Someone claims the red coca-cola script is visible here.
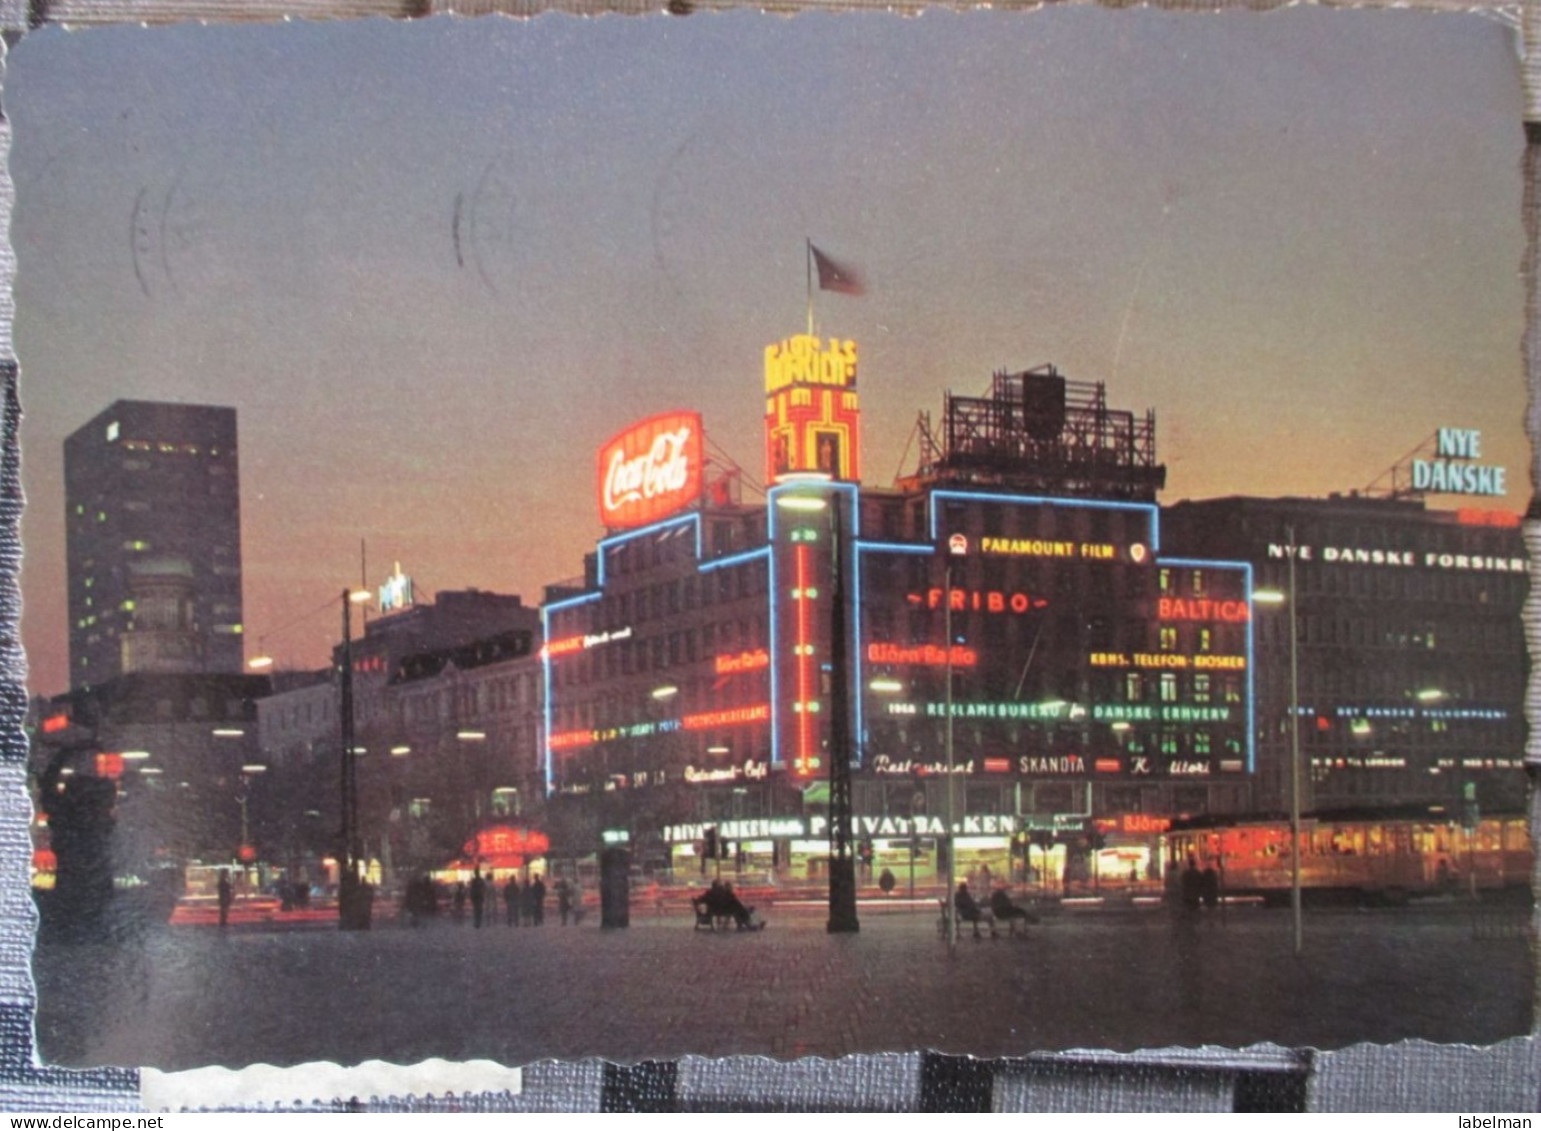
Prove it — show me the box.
[596,411,704,529]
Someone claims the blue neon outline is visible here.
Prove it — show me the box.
[596,513,703,586]
[1156,556,1256,775]
[540,602,555,795]
[927,489,1161,553]
[540,590,602,793]
[852,539,938,762]
[698,546,770,573]
[765,481,860,771]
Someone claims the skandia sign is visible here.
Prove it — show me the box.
[596,411,703,529]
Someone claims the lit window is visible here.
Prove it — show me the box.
[1159,673,1178,702]
[1159,626,1178,651]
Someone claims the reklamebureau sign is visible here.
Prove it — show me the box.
[596,410,703,529]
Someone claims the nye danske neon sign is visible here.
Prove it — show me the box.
[1411,428,1507,498]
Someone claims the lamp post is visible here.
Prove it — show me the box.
[237,762,266,860]
[1255,522,1302,956]
[943,562,957,954]
[339,587,373,931]
[825,499,859,934]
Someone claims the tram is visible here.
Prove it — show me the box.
[1163,808,1532,904]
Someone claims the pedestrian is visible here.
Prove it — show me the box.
[878,867,896,896]
[529,874,547,926]
[217,868,233,930]
[453,881,467,924]
[557,879,572,926]
[1200,863,1220,912]
[1180,855,1202,913]
[505,875,521,926]
[470,869,487,929]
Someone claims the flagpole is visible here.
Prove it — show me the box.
[806,238,814,337]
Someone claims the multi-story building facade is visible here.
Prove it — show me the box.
[1162,492,1529,818]
[543,343,1259,886]
[64,401,243,690]
[253,582,543,879]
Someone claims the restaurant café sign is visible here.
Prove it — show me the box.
[596,410,703,529]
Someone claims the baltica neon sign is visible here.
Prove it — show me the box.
[597,411,703,530]
[1157,598,1249,623]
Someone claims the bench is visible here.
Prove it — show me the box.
[692,898,765,932]
[937,898,997,940]
[692,898,735,932]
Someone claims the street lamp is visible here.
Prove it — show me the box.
[773,484,858,934]
[237,763,267,863]
[338,586,373,931]
[1254,523,1302,956]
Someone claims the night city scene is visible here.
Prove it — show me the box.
[7,7,1534,1071]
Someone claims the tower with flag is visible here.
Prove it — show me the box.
[765,242,865,485]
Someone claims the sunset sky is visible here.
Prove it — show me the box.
[6,7,1527,695]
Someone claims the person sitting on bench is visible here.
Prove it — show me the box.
[720,882,761,931]
[989,887,1034,933]
[953,881,988,939]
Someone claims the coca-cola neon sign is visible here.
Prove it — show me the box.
[597,411,704,529]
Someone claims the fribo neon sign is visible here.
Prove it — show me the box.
[597,411,703,530]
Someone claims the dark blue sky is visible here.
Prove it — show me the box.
[7,8,1526,691]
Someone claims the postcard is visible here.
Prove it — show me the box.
[6,4,1534,1089]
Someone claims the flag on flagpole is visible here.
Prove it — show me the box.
[810,244,865,296]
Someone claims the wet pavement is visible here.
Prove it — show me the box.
[31,900,1533,1071]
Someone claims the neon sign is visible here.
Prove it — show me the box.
[765,335,861,482]
[378,562,413,614]
[1412,428,1507,497]
[976,537,1120,561]
[684,760,769,784]
[883,699,1235,724]
[867,642,978,667]
[597,411,703,530]
[1090,652,1246,670]
[907,589,1048,614]
[714,649,769,675]
[542,625,634,660]
[1266,543,1527,573]
[1157,598,1249,623]
[764,335,857,393]
[682,704,771,730]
